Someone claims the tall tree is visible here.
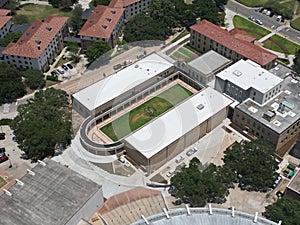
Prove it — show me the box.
[85,40,111,63]
[294,50,300,73]
[68,5,84,34]
[264,197,300,225]
[0,63,25,102]
[22,70,45,90]
[11,88,72,160]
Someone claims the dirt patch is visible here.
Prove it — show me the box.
[150,174,167,184]
[0,176,7,188]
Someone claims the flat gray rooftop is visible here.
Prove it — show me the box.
[188,50,231,75]
[236,64,300,134]
[0,159,101,225]
[288,170,300,194]
[216,59,283,93]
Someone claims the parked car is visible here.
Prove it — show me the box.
[124,161,131,168]
[248,16,255,22]
[266,10,271,16]
[57,67,64,74]
[51,71,58,77]
[175,155,184,163]
[113,64,122,70]
[0,154,8,164]
[276,15,283,22]
[255,7,263,12]
[166,170,175,177]
[62,64,69,71]
[186,147,198,156]
[255,19,263,25]
[262,9,268,14]
[67,63,73,70]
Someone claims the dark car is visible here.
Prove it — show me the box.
[0,133,5,140]
[62,64,69,71]
[66,63,73,70]
[0,154,8,163]
[51,71,58,77]
[0,148,5,154]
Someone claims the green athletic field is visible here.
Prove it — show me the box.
[100,84,193,141]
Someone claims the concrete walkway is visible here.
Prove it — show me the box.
[20,0,51,6]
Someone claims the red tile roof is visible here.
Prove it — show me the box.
[0,15,11,30]
[229,28,256,43]
[190,20,277,66]
[2,15,68,59]
[0,9,11,16]
[78,5,124,39]
[109,0,140,8]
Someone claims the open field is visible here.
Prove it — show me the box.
[233,16,271,40]
[291,17,300,31]
[100,84,193,141]
[170,45,199,62]
[15,4,72,23]
[236,0,268,7]
[263,34,300,54]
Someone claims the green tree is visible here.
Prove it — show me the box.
[0,63,25,102]
[294,50,300,73]
[11,88,72,160]
[92,0,110,7]
[0,32,22,47]
[49,0,78,9]
[264,197,300,225]
[22,70,45,90]
[85,40,111,63]
[5,0,19,14]
[68,5,84,34]
[124,14,169,42]
[12,15,29,24]
[223,140,278,191]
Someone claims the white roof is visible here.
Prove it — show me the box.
[216,59,283,93]
[124,87,232,159]
[72,53,173,111]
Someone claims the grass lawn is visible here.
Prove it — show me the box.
[263,34,300,54]
[235,0,267,7]
[0,176,7,188]
[101,84,193,141]
[170,46,198,62]
[15,4,72,24]
[281,0,296,11]
[45,80,60,88]
[291,17,300,31]
[171,30,189,43]
[233,15,271,40]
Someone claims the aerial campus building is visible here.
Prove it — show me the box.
[73,53,232,174]
[0,159,103,225]
[216,60,300,157]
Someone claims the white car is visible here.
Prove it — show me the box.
[124,161,131,168]
[166,170,175,177]
[175,156,184,163]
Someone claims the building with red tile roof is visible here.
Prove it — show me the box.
[1,15,68,72]
[190,20,277,69]
[0,9,12,39]
[79,5,124,49]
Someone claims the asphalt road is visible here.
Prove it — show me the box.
[227,0,300,45]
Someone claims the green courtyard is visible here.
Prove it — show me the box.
[100,84,193,141]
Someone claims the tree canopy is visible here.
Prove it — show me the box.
[22,70,45,90]
[68,5,84,34]
[223,140,278,191]
[0,32,22,47]
[0,63,25,102]
[85,40,111,63]
[48,0,78,9]
[264,0,293,19]
[170,158,229,206]
[11,88,72,160]
[264,197,300,225]
[91,0,110,7]
[293,50,300,74]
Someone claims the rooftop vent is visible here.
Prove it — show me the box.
[37,160,46,166]
[288,111,296,117]
[15,179,24,186]
[96,10,100,14]
[134,64,139,68]
[106,18,112,22]
[21,38,26,43]
[263,110,276,122]
[90,19,94,23]
[3,189,12,196]
[46,26,52,31]
[197,104,204,110]
[26,32,31,35]
[111,10,116,14]
[26,169,35,176]
[277,102,285,113]
[273,120,281,127]
[32,25,36,29]
[102,25,107,29]
[35,39,41,44]
[233,70,242,77]
[248,106,258,114]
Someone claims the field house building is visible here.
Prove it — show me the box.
[189,20,277,69]
[73,53,232,173]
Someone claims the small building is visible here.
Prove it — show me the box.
[78,5,124,49]
[0,159,103,225]
[0,9,12,39]
[189,20,277,69]
[185,50,231,85]
[72,53,175,118]
[1,15,69,72]
[285,169,300,201]
[215,59,283,105]
[109,0,152,20]
[124,87,232,174]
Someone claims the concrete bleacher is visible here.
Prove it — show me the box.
[96,187,166,225]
